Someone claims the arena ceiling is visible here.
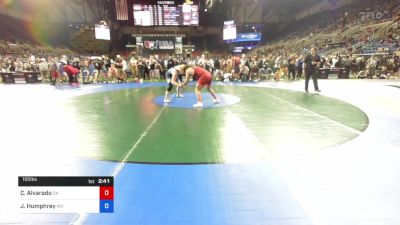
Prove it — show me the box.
[0,0,110,24]
[0,0,342,25]
[201,0,339,25]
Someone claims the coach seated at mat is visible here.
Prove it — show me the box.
[221,73,232,82]
[357,70,368,79]
[379,66,391,79]
[0,62,7,72]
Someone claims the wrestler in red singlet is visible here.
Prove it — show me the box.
[181,66,219,108]
[193,66,212,87]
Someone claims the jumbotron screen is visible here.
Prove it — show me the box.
[94,24,111,40]
[223,21,236,40]
[133,4,199,26]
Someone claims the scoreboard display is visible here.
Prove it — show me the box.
[133,1,199,26]
[18,176,114,213]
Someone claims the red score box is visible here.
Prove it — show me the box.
[100,186,114,200]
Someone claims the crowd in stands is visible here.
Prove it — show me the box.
[1,0,400,85]
[1,44,399,86]
[249,0,400,80]
[0,47,220,85]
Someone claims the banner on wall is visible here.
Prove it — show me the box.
[144,40,174,50]
[0,72,41,84]
[140,37,176,55]
[175,37,182,55]
[359,10,390,21]
[136,37,143,46]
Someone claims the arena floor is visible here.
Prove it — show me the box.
[0,79,399,225]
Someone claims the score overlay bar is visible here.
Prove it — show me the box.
[17,176,114,213]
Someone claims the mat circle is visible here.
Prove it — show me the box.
[153,92,241,108]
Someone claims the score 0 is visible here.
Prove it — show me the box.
[97,177,114,213]
[99,185,114,213]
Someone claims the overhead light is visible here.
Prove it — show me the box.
[252,26,255,29]
[204,8,208,12]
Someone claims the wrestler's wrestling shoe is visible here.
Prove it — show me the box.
[193,102,203,108]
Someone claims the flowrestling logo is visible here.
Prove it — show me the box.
[144,41,156,50]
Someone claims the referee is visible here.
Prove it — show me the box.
[304,47,321,93]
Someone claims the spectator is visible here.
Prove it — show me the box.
[296,55,304,78]
[38,58,49,82]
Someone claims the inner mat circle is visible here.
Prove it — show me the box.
[153,93,241,108]
[67,85,369,164]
